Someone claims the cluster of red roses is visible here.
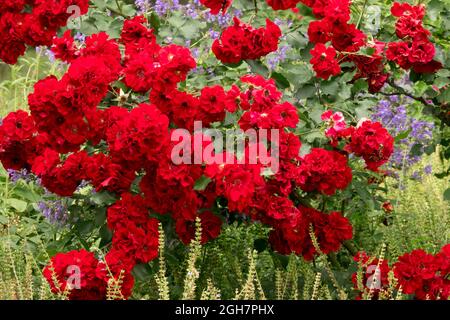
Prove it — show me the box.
[43,249,134,300]
[320,111,394,172]
[204,1,440,93]
[345,120,394,172]
[353,245,450,300]
[386,2,442,74]
[0,0,89,64]
[306,0,440,92]
[352,251,391,300]
[0,15,396,298]
[212,18,282,64]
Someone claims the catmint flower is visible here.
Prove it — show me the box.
[135,0,150,13]
[209,29,220,40]
[74,32,86,43]
[154,0,170,16]
[36,46,55,63]
[171,0,181,11]
[38,200,69,226]
[267,45,291,70]
[371,96,434,178]
[411,171,422,181]
[191,47,200,59]
[7,169,32,183]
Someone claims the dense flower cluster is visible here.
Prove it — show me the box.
[352,251,391,299]
[319,112,394,172]
[107,194,159,265]
[269,207,353,261]
[212,18,282,64]
[352,245,450,300]
[0,0,89,64]
[346,120,394,172]
[302,1,440,92]
[196,0,440,90]
[43,249,134,300]
[295,148,352,196]
[386,3,442,74]
[0,13,398,299]
[394,245,450,300]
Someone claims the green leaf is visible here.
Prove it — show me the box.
[120,4,137,17]
[321,80,339,96]
[295,84,316,99]
[223,61,243,68]
[167,15,185,29]
[149,12,161,31]
[90,191,117,206]
[6,199,28,212]
[437,88,450,104]
[99,224,113,245]
[0,215,8,225]
[409,143,424,157]
[444,188,450,201]
[194,176,212,191]
[245,59,269,78]
[285,64,312,86]
[271,72,290,89]
[76,220,95,236]
[395,129,411,142]
[91,0,107,10]
[132,263,153,281]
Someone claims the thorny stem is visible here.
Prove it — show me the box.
[385,79,435,107]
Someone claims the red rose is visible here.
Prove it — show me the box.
[212,18,281,64]
[266,0,301,10]
[310,44,341,80]
[308,19,331,44]
[200,0,233,14]
[346,120,394,171]
[175,211,223,245]
[43,250,107,300]
[295,148,353,196]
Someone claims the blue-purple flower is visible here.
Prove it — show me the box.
[371,95,434,179]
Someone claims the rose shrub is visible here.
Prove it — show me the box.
[0,0,449,300]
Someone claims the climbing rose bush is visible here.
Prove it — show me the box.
[0,0,448,300]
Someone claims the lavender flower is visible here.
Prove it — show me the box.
[7,168,40,185]
[7,169,32,183]
[36,46,55,63]
[135,0,151,14]
[74,32,86,43]
[371,96,434,179]
[411,171,422,181]
[209,29,220,40]
[154,0,172,16]
[37,200,69,226]
[267,45,291,71]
